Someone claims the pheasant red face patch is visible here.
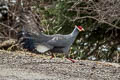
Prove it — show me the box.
[75,25,84,31]
[77,26,83,30]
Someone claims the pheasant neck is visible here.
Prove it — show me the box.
[70,27,79,37]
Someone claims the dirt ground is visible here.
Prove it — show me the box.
[0,50,120,80]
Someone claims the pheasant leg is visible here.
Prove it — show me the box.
[50,53,55,59]
[65,54,75,63]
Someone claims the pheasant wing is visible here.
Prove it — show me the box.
[47,34,71,47]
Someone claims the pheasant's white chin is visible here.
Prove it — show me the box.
[81,28,85,31]
[78,28,84,31]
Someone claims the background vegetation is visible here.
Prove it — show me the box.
[0,0,120,62]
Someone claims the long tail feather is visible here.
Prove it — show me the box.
[17,27,35,51]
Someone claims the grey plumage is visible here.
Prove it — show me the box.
[18,11,84,62]
[18,26,84,55]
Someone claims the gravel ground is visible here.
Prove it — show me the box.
[0,50,120,80]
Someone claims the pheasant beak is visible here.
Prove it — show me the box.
[81,28,85,31]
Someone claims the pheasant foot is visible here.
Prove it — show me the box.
[67,58,75,63]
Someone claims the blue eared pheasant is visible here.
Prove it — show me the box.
[18,25,84,63]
